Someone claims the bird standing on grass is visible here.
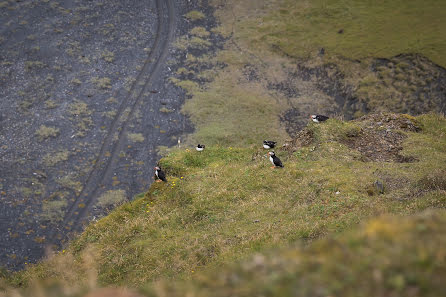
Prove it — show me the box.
[154,166,167,182]
[263,140,277,149]
[310,114,329,123]
[268,152,283,168]
[196,144,205,151]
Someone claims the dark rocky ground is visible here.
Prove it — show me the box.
[279,55,446,137]
[0,0,218,270]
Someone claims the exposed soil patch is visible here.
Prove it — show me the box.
[242,64,260,82]
[279,54,446,137]
[283,128,315,153]
[277,62,365,138]
[283,113,421,163]
[343,113,421,162]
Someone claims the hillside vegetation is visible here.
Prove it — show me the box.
[149,209,446,297]
[5,113,446,293]
[247,0,446,66]
[172,0,446,149]
[2,0,446,296]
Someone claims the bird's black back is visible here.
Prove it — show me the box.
[272,155,283,167]
[157,169,167,182]
[264,140,277,148]
[316,115,329,122]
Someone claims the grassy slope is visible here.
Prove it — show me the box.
[3,0,446,295]
[10,114,446,289]
[150,210,446,297]
[249,0,446,66]
[178,68,289,146]
[175,0,446,148]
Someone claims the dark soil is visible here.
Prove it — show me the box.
[343,113,421,162]
[279,54,446,138]
[285,113,421,162]
[0,0,220,270]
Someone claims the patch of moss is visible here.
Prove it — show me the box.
[35,125,59,141]
[127,133,145,143]
[96,189,127,209]
[190,26,210,37]
[42,150,70,167]
[101,50,115,62]
[40,199,67,223]
[92,77,112,89]
[185,10,205,21]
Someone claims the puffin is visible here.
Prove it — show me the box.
[263,140,277,149]
[196,144,205,152]
[310,114,329,123]
[268,152,283,168]
[154,166,167,182]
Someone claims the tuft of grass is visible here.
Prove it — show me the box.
[56,175,82,194]
[40,199,67,223]
[189,36,212,49]
[185,10,205,21]
[91,77,112,89]
[71,78,82,86]
[101,50,115,62]
[96,190,127,210]
[35,125,59,141]
[68,100,93,137]
[127,133,145,143]
[190,26,210,38]
[44,100,58,109]
[24,61,46,71]
[68,101,91,116]
[159,107,173,113]
[42,150,70,167]
[417,169,446,191]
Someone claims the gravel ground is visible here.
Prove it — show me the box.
[0,0,218,270]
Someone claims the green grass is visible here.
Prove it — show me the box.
[249,0,446,67]
[9,114,446,289]
[180,70,289,146]
[149,209,446,297]
[35,125,59,141]
[172,0,446,149]
[185,10,205,21]
[3,0,446,294]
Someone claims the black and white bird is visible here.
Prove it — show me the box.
[310,114,329,123]
[263,140,277,149]
[196,144,205,152]
[268,152,283,168]
[154,166,167,182]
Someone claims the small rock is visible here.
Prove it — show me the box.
[374,180,385,194]
[335,191,340,195]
